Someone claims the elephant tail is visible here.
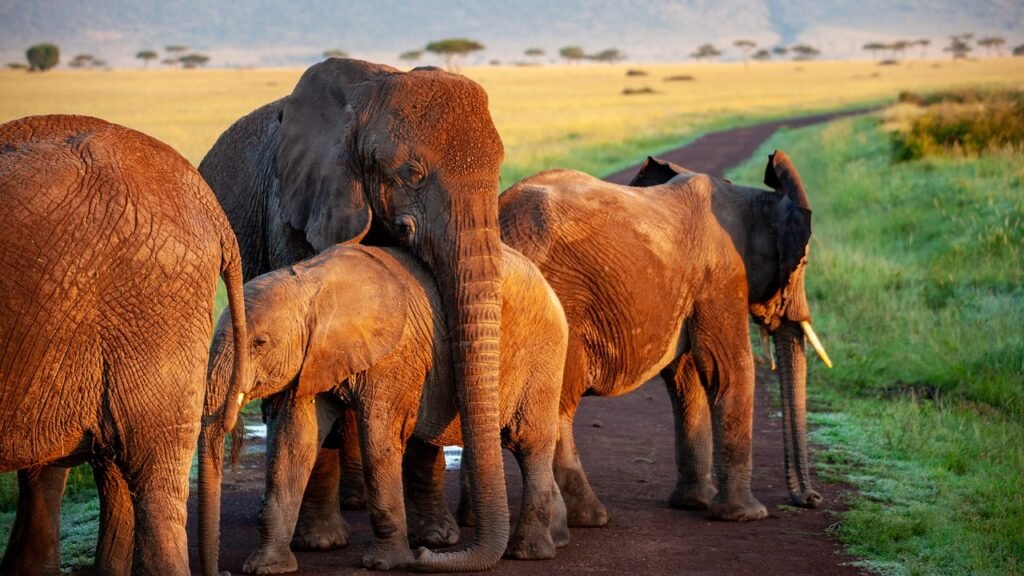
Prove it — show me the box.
[218,231,250,435]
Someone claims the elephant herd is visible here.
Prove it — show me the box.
[0,58,831,575]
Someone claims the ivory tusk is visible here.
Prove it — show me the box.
[236,392,246,406]
[759,325,776,371]
[800,321,833,369]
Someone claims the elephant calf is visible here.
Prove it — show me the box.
[203,244,569,572]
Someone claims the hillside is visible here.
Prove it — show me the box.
[0,1,1021,68]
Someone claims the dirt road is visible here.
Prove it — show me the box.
[183,109,873,575]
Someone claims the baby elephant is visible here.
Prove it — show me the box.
[203,243,569,572]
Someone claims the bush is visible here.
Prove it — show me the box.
[891,89,1024,161]
[26,43,60,71]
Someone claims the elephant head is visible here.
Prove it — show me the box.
[206,59,509,571]
[630,152,831,508]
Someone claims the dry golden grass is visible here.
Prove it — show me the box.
[1,58,1022,177]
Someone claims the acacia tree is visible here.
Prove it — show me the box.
[862,42,885,60]
[559,45,585,64]
[944,35,972,60]
[524,47,544,64]
[772,45,789,58]
[399,50,423,66]
[589,48,624,63]
[1014,43,1024,56]
[323,49,348,59]
[136,50,158,67]
[733,39,756,70]
[165,45,188,68]
[690,43,722,63]
[179,53,210,68]
[25,43,59,71]
[791,44,821,61]
[425,38,484,72]
[753,48,771,61]
[977,36,1006,57]
[914,38,931,59]
[68,53,95,69]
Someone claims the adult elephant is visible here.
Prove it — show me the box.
[0,115,248,576]
[497,151,831,525]
[629,155,832,511]
[198,58,509,571]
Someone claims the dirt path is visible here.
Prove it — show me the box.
[180,110,874,575]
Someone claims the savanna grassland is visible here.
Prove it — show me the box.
[1,57,1023,571]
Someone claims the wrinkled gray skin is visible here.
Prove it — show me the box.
[498,151,820,526]
[198,58,509,571]
[629,154,824,511]
[0,115,248,576]
[203,244,569,572]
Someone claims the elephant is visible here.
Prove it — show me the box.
[0,115,248,576]
[198,58,510,570]
[628,154,832,510]
[200,243,569,572]
[496,150,830,526]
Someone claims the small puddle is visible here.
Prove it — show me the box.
[245,423,267,440]
[443,446,462,470]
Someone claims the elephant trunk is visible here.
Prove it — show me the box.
[415,198,509,571]
[198,421,225,576]
[773,320,822,508]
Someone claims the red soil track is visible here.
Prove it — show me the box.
[172,110,874,575]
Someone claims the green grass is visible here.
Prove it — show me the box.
[727,114,1024,576]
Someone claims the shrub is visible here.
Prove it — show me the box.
[890,89,1024,161]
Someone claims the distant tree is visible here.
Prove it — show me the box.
[862,42,885,60]
[1014,43,1024,56]
[323,49,347,59]
[733,39,756,70]
[524,47,545,63]
[7,62,28,70]
[752,48,771,61]
[890,40,910,62]
[25,43,59,71]
[944,36,972,60]
[160,58,177,68]
[399,50,423,66]
[425,38,484,72]
[92,60,108,69]
[772,46,789,57]
[790,44,821,61]
[136,50,158,67]
[179,53,210,68]
[689,43,722,62]
[68,53,94,69]
[559,45,585,64]
[977,36,1006,57]
[914,38,930,59]
[165,45,188,68]
[589,48,624,63]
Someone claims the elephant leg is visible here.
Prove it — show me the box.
[506,441,563,560]
[553,411,609,527]
[663,355,717,510]
[355,401,414,571]
[244,396,338,575]
[337,408,367,510]
[691,302,767,522]
[403,437,458,548]
[93,460,134,575]
[292,447,350,550]
[0,465,68,576]
[454,457,475,526]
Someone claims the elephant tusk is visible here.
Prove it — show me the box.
[759,325,776,371]
[237,392,246,406]
[800,321,833,369]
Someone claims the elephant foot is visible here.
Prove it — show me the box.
[242,545,298,574]
[292,509,350,550]
[562,491,609,527]
[550,490,570,548]
[407,508,460,548]
[339,474,367,510]
[362,540,415,571]
[505,528,556,560]
[668,481,717,510]
[708,491,768,522]
[789,488,824,509]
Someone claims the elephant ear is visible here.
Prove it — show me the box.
[276,59,397,252]
[628,156,693,187]
[295,246,409,397]
[765,150,813,322]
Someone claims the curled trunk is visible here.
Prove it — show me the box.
[773,320,822,508]
[415,209,509,571]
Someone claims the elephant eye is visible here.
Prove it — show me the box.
[402,162,426,188]
[394,214,417,243]
[252,334,270,351]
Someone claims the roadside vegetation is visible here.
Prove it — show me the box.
[726,95,1023,575]
[0,62,1022,570]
